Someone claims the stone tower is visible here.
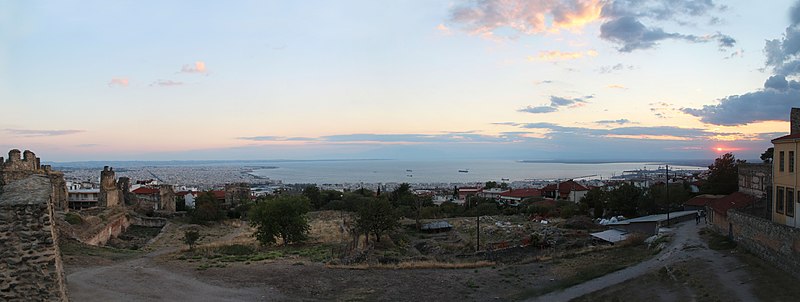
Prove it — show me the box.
[158,184,176,212]
[791,107,800,135]
[0,149,68,210]
[98,166,122,208]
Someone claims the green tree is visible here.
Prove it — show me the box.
[580,187,607,217]
[703,153,744,195]
[249,195,311,246]
[184,230,200,250]
[355,198,399,243]
[645,183,691,215]
[302,185,323,209]
[761,147,774,163]
[192,192,224,222]
[484,181,497,189]
[606,183,643,217]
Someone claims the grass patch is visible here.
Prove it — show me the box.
[513,245,654,299]
[734,250,800,301]
[327,260,495,270]
[59,239,140,262]
[705,231,736,250]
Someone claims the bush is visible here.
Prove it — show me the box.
[217,244,255,255]
[65,212,82,225]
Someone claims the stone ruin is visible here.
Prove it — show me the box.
[224,182,251,207]
[0,149,68,210]
[158,184,176,212]
[98,166,123,208]
[0,175,69,301]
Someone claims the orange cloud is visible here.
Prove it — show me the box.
[529,50,598,61]
[108,78,129,87]
[436,23,452,35]
[181,61,207,73]
[450,0,603,36]
[607,84,627,89]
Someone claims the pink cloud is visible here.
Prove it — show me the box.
[108,78,129,87]
[181,61,207,73]
[450,0,603,37]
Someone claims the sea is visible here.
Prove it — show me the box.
[247,159,707,184]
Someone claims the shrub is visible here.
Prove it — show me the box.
[217,244,255,255]
[65,212,82,225]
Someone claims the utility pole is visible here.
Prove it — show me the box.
[666,164,670,226]
[475,195,480,252]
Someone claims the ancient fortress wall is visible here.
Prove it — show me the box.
[0,175,69,301]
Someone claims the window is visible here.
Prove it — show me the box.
[791,151,796,173]
[780,151,786,172]
[788,188,795,217]
[777,187,785,214]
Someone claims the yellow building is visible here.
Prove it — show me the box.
[772,107,800,227]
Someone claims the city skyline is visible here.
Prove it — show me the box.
[2,0,798,161]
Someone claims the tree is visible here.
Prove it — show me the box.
[761,147,774,163]
[580,187,607,217]
[484,181,497,189]
[192,192,224,222]
[184,230,200,250]
[355,198,399,243]
[606,183,643,217]
[249,195,311,246]
[302,185,323,209]
[703,153,744,195]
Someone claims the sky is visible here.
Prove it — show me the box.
[1,0,799,162]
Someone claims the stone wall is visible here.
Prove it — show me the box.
[224,183,250,206]
[81,212,131,246]
[0,149,68,210]
[0,175,69,301]
[791,107,799,135]
[727,210,800,280]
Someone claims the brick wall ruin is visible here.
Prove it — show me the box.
[0,149,68,210]
[0,175,69,301]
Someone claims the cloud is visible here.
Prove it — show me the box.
[108,78,129,87]
[597,63,634,73]
[150,79,184,87]
[681,75,800,126]
[534,80,554,85]
[529,50,598,61]
[519,95,591,114]
[599,16,735,52]
[181,61,207,73]
[5,129,85,137]
[448,0,734,53]
[595,119,632,125]
[238,133,523,144]
[607,84,627,89]
[436,23,452,35]
[519,106,559,114]
[449,0,603,37]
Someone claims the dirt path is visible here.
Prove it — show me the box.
[67,223,279,302]
[528,221,756,301]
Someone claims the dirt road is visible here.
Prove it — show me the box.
[528,221,756,301]
[66,223,280,302]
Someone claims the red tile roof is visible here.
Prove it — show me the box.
[684,194,724,207]
[708,192,756,217]
[772,133,800,143]
[210,190,226,199]
[558,180,588,193]
[501,188,541,198]
[132,187,159,195]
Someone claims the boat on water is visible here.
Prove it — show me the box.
[458,169,469,173]
[406,169,413,172]
[501,178,510,181]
